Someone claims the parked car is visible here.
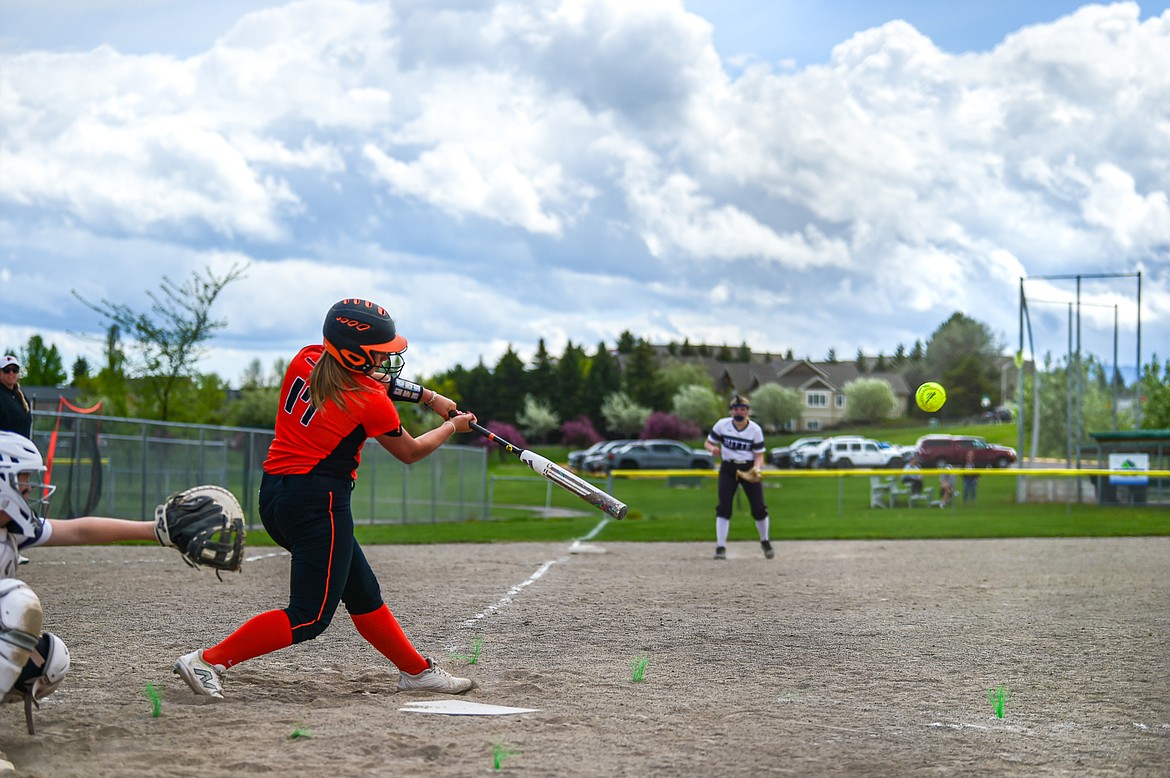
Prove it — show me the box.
[568,440,611,471]
[769,437,824,468]
[914,434,1017,468]
[813,436,908,469]
[605,439,715,470]
[579,439,636,472]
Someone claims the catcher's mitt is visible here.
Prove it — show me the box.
[154,485,245,577]
[736,465,763,483]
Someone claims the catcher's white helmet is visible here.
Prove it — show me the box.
[0,431,55,537]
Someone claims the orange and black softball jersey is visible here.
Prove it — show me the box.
[263,344,402,480]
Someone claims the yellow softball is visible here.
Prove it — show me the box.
[916,381,947,413]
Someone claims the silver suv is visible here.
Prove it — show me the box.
[814,436,908,469]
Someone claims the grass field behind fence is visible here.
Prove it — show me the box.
[236,462,1170,547]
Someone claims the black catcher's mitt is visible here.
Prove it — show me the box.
[154,485,245,576]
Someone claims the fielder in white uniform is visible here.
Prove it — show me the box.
[704,396,773,561]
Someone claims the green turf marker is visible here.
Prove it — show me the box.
[630,656,649,682]
[492,739,518,770]
[451,637,484,665]
[289,725,314,740]
[987,685,1009,718]
[144,683,162,718]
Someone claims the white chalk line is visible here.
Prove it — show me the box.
[447,517,610,650]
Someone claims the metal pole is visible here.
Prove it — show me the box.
[1067,303,1073,469]
[1136,271,1143,429]
[1112,304,1119,430]
[1017,278,1026,503]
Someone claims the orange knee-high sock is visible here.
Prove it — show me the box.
[203,610,293,669]
[351,605,427,674]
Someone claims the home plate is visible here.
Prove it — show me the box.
[398,699,540,716]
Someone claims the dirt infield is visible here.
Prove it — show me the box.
[5,536,1169,777]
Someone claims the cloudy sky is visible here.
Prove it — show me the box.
[2,0,1168,388]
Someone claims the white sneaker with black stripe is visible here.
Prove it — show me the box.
[174,649,226,699]
[397,658,475,694]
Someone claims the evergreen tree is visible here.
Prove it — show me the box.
[680,338,695,356]
[717,344,732,361]
[527,338,556,399]
[18,335,67,386]
[616,330,637,354]
[622,339,668,410]
[826,348,838,363]
[737,342,751,362]
[493,347,527,424]
[582,342,621,429]
[554,341,587,421]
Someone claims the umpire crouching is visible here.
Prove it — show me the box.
[704,395,773,561]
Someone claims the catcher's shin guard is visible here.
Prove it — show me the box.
[0,580,43,695]
[3,632,70,734]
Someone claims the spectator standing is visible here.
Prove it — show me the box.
[0,356,31,439]
[962,450,981,503]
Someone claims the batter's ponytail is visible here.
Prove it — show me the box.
[309,351,369,412]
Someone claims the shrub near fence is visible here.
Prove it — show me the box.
[32,411,488,528]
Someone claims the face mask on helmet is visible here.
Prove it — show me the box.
[0,433,54,537]
[366,352,406,384]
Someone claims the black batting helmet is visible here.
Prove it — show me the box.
[322,299,407,374]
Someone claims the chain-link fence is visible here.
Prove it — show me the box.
[31,411,488,528]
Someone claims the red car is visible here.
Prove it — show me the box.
[914,435,1017,468]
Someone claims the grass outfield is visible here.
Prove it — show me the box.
[234,422,1169,547]
[239,466,1170,546]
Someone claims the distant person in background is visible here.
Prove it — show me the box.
[938,466,957,508]
[962,450,981,503]
[901,454,924,495]
[0,356,32,440]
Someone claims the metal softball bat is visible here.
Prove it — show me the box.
[466,419,628,520]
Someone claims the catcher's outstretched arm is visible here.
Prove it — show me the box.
[43,517,156,545]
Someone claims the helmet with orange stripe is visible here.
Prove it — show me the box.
[322,299,408,382]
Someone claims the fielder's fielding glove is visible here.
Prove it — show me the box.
[736,465,763,484]
[154,485,246,577]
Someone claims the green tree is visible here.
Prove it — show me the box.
[1139,354,1170,428]
[672,384,722,429]
[843,378,898,424]
[622,339,667,410]
[658,361,713,401]
[826,348,837,363]
[527,339,556,400]
[492,348,527,424]
[72,262,247,421]
[717,344,732,361]
[749,384,802,432]
[616,330,637,354]
[517,394,560,443]
[855,348,867,372]
[16,335,68,386]
[582,342,620,428]
[737,342,751,362]
[924,312,1004,418]
[554,341,587,422]
[601,391,651,436]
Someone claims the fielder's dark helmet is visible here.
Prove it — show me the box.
[322,299,408,374]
